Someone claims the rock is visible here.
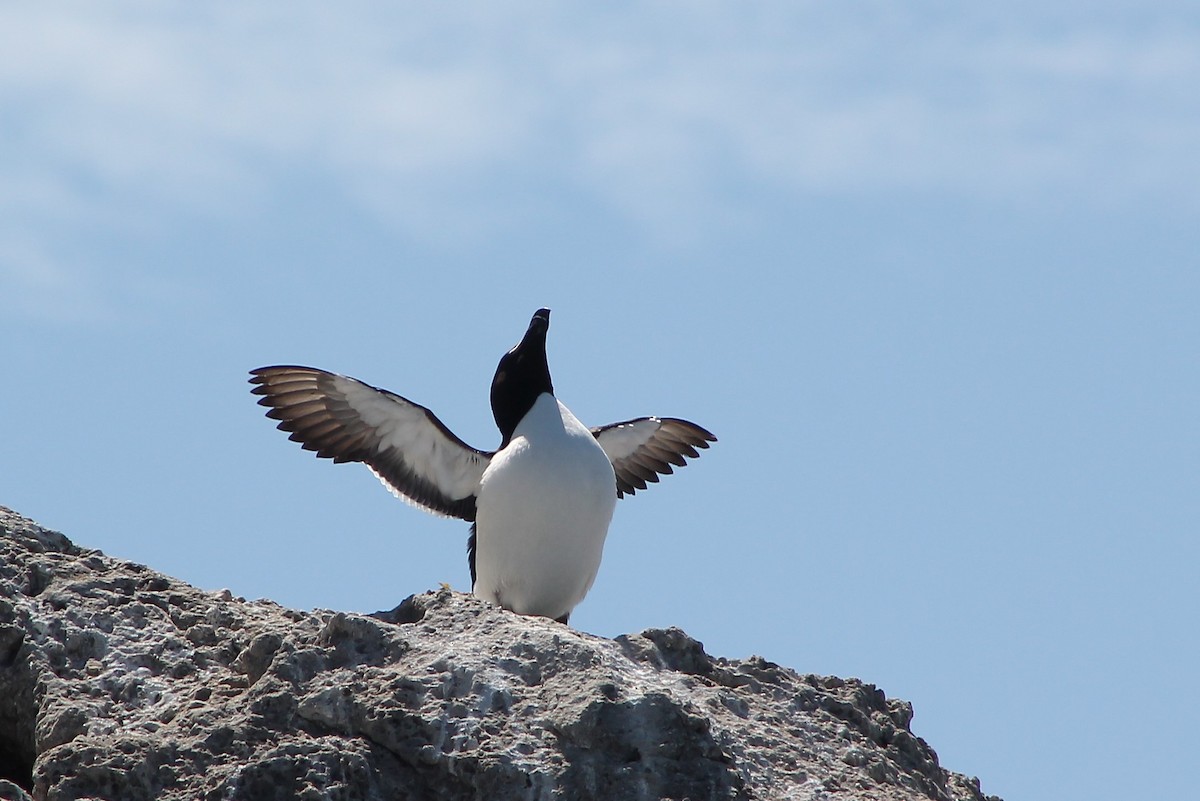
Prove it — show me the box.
[0,505,1001,801]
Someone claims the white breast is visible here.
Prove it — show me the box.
[473,393,617,620]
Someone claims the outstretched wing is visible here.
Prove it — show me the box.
[249,366,490,521]
[591,417,716,498]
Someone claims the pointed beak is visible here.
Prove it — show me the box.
[509,308,550,356]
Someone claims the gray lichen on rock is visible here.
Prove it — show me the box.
[0,505,1000,801]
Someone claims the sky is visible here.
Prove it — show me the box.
[2,3,1198,799]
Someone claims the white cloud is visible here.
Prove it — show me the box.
[1,3,1198,318]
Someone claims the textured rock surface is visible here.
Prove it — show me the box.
[0,506,1000,801]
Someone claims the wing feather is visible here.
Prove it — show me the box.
[250,366,490,521]
[591,417,716,498]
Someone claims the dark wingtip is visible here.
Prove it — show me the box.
[249,365,303,384]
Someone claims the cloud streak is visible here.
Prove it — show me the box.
[2,3,1198,317]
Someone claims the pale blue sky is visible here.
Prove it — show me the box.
[3,4,1198,800]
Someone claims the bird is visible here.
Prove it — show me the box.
[249,308,715,624]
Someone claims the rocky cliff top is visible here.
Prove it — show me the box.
[0,505,998,801]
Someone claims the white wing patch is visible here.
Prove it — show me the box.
[336,378,487,505]
[250,366,490,521]
[591,417,716,498]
